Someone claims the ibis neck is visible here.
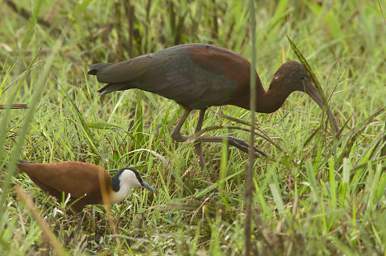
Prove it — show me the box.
[235,82,291,113]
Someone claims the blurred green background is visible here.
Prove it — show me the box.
[0,0,385,255]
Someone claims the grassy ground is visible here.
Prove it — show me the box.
[0,0,385,255]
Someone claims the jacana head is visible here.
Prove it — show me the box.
[271,61,339,134]
[111,167,155,203]
[115,167,155,191]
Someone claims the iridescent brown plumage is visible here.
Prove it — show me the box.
[89,44,338,164]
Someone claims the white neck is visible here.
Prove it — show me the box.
[109,169,141,204]
[110,185,131,204]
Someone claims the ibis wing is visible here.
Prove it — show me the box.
[187,44,251,86]
[133,45,241,108]
[91,44,247,109]
[94,55,154,84]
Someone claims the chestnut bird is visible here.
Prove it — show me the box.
[89,44,338,163]
[17,161,154,212]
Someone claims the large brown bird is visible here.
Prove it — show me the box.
[17,161,154,212]
[89,44,338,163]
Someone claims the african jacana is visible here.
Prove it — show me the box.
[88,44,339,165]
[17,161,154,212]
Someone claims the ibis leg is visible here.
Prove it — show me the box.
[171,109,191,142]
[194,135,267,158]
[194,109,206,168]
[171,108,265,159]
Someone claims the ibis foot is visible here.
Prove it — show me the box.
[194,109,206,169]
[194,135,267,158]
[171,109,192,142]
[171,108,266,161]
[171,108,207,168]
[194,143,206,169]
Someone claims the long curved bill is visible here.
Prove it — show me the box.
[304,82,339,136]
[142,181,156,192]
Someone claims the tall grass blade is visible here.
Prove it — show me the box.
[245,0,257,255]
[66,94,100,158]
[287,36,339,135]
[0,38,63,220]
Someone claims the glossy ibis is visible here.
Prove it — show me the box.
[89,44,338,164]
[17,161,154,212]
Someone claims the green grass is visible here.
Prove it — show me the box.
[0,0,385,255]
